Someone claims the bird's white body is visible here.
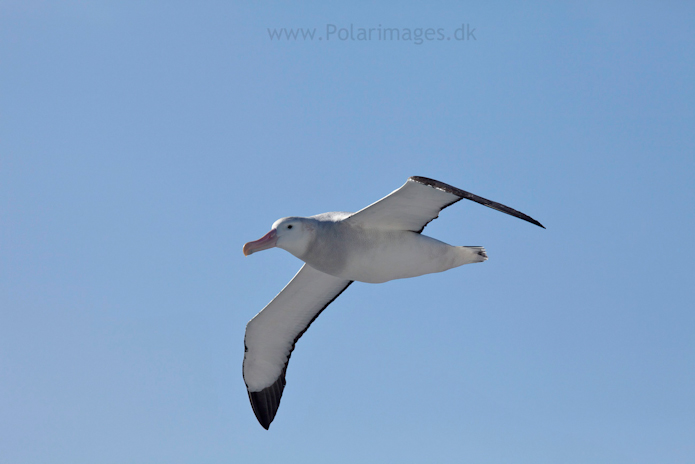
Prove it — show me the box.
[294,213,486,283]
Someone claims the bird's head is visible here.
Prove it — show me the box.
[243,217,316,258]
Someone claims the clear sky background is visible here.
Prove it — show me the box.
[1,2,694,463]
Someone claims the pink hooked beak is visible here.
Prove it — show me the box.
[243,229,278,256]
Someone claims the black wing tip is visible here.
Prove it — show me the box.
[409,176,546,229]
[512,212,545,229]
[248,374,286,430]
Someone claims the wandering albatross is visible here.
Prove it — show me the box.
[242,176,544,429]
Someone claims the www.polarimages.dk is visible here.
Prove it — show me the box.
[267,24,477,44]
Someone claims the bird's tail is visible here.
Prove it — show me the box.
[456,246,488,265]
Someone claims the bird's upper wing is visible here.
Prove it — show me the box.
[243,264,352,429]
[346,176,544,232]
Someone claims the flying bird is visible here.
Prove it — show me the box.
[242,176,544,429]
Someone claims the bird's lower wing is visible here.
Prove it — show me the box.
[346,176,544,232]
[243,264,352,429]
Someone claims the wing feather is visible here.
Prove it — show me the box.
[243,264,352,429]
[346,176,544,232]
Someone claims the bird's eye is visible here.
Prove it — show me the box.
[287,225,293,229]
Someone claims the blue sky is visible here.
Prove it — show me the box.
[1,2,693,463]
